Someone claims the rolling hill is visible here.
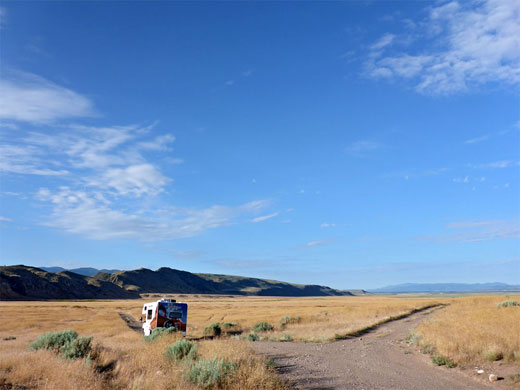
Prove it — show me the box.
[0,265,353,300]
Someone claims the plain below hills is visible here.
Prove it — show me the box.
[369,282,520,294]
[0,265,359,300]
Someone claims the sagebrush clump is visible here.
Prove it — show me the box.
[252,322,273,332]
[279,334,293,342]
[204,323,222,337]
[280,316,301,327]
[247,332,259,342]
[29,329,92,360]
[29,329,78,351]
[143,327,177,342]
[59,336,93,360]
[165,339,198,362]
[431,355,456,368]
[405,333,422,345]
[185,356,237,389]
[498,300,519,308]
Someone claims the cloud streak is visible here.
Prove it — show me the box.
[345,140,384,156]
[416,219,520,243]
[0,71,94,123]
[251,212,279,223]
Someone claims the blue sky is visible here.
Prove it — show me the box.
[0,1,518,289]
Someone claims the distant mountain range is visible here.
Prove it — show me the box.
[41,266,121,276]
[0,265,357,300]
[369,282,520,294]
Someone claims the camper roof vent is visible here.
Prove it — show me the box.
[160,298,176,303]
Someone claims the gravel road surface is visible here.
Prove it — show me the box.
[253,308,497,390]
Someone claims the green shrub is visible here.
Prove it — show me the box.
[279,334,293,342]
[405,333,422,345]
[431,355,456,368]
[252,321,273,332]
[204,323,222,337]
[221,322,242,335]
[247,332,259,342]
[29,330,92,361]
[143,327,177,342]
[165,339,197,362]
[498,300,519,308]
[59,337,93,360]
[484,350,504,361]
[29,330,78,351]
[420,343,435,354]
[221,322,238,329]
[185,357,237,389]
[280,316,301,327]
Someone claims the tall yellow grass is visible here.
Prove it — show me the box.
[416,295,520,365]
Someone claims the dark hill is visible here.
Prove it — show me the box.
[0,265,139,300]
[0,265,352,300]
[196,273,350,296]
[41,266,120,276]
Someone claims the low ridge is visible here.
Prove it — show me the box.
[0,265,353,300]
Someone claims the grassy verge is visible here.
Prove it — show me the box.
[415,296,520,366]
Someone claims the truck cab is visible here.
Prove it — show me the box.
[141,298,188,336]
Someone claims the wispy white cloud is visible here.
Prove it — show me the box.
[470,160,517,169]
[446,220,501,229]
[384,167,448,180]
[452,176,469,183]
[36,187,269,241]
[345,140,384,156]
[0,216,12,222]
[88,163,170,197]
[0,143,69,176]
[320,223,336,228]
[370,33,395,52]
[366,0,520,94]
[1,123,176,182]
[465,135,490,144]
[416,219,520,243]
[137,134,175,151]
[305,239,328,247]
[250,212,279,223]
[0,70,94,123]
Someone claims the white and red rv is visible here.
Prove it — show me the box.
[141,298,188,336]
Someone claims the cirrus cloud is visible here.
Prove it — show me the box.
[366,0,520,94]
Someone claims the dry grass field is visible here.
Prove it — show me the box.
[0,294,518,389]
[415,295,520,365]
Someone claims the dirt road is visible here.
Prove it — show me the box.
[118,312,142,333]
[252,308,497,390]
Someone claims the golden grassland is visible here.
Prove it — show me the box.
[0,294,518,389]
[416,295,520,365]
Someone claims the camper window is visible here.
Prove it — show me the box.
[147,309,153,320]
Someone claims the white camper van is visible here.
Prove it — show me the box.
[141,298,188,336]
